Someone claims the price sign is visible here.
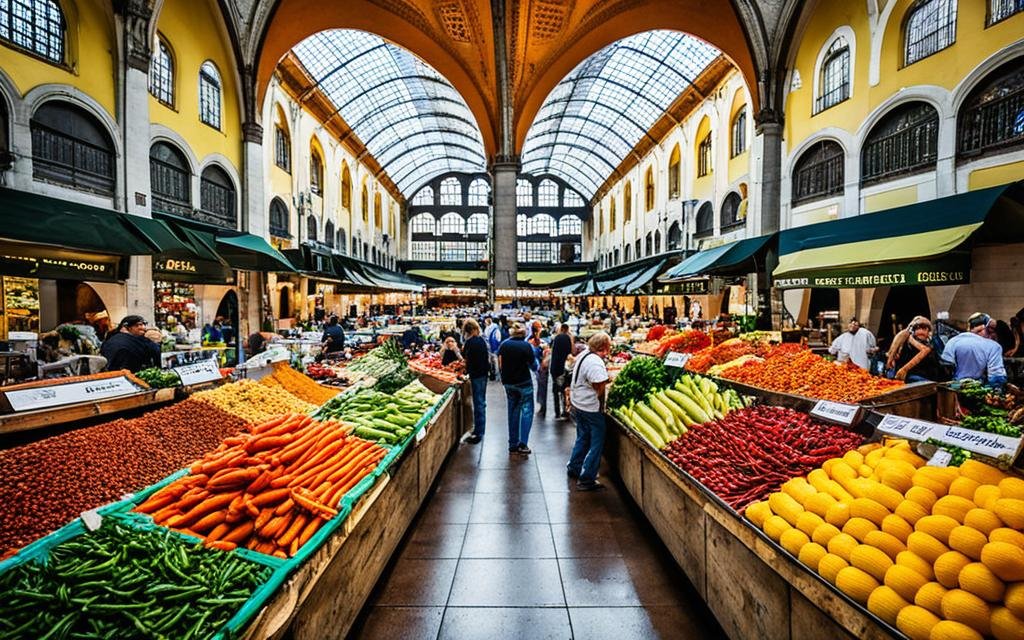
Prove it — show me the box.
[172,359,223,386]
[876,414,937,441]
[927,450,953,467]
[415,426,427,443]
[664,352,691,368]
[5,376,141,412]
[877,414,1022,461]
[810,400,860,426]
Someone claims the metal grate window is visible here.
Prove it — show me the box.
[199,61,222,129]
[958,61,1024,156]
[150,142,191,216]
[694,201,714,237]
[149,39,174,106]
[816,39,850,113]
[989,0,1024,23]
[731,107,747,156]
[0,0,63,64]
[697,133,713,177]
[310,152,323,194]
[558,215,582,236]
[274,126,290,172]
[905,0,957,66]
[793,140,845,205]
[199,165,236,228]
[411,213,437,235]
[862,102,938,184]
[31,102,114,195]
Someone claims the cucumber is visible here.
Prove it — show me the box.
[664,388,710,424]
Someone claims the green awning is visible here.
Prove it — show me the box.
[662,233,775,281]
[406,268,586,288]
[215,233,294,272]
[773,184,1022,288]
[623,258,668,293]
[346,258,424,292]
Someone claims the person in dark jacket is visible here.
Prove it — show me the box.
[549,323,573,419]
[100,315,161,373]
[461,318,489,444]
[321,316,345,354]
[497,323,536,455]
[440,336,463,366]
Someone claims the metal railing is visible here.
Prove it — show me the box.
[959,86,1024,155]
[793,151,844,205]
[861,117,938,184]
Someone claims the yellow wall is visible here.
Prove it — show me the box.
[149,0,242,170]
[863,184,918,212]
[728,92,748,184]
[791,202,839,227]
[968,161,1024,190]
[0,0,117,117]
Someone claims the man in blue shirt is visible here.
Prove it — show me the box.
[941,312,1007,388]
[497,323,536,455]
[321,316,345,355]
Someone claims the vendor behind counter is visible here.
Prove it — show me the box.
[99,315,161,373]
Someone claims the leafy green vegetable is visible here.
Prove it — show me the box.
[608,356,668,410]
[137,367,181,388]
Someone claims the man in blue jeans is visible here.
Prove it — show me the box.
[567,332,612,490]
[497,323,536,455]
[460,318,490,444]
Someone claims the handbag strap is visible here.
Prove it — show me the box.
[572,351,594,386]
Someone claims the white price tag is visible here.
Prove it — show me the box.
[664,352,691,368]
[877,414,1022,461]
[810,400,860,426]
[415,426,427,443]
[80,509,103,531]
[172,359,223,386]
[876,414,937,440]
[5,376,141,412]
[927,450,953,467]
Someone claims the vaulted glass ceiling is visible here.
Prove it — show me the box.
[292,30,487,195]
[521,31,720,199]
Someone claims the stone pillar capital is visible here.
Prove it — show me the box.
[115,0,153,72]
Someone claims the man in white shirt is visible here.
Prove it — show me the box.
[829,318,877,370]
[567,332,612,491]
[483,316,501,380]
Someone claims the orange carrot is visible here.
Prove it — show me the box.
[246,469,275,494]
[297,517,324,546]
[290,488,338,519]
[250,487,291,508]
[274,498,294,516]
[207,522,232,541]
[245,434,295,455]
[223,520,255,544]
[136,492,176,514]
[251,414,290,435]
[205,540,237,552]
[276,513,309,548]
[208,467,260,490]
[191,510,226,534]
[254,507,275,530]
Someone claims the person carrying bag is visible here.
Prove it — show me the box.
[565,332,612,491]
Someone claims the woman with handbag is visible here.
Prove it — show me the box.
[566,332,612,491]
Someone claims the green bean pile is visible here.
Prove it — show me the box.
[0,521,271,640]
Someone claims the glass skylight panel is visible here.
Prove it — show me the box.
[521,30,718,198]
[293,30,485,194]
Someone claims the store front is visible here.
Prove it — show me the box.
[152,254,238,365]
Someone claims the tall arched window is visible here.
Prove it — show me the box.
[528,214,554,236]
[199,165,236,228]
[307,216,318,242]
[309,147,323,195]
[467,213,488,235]
[340,164,352,209]
[269,197,289,238]
[198,61,222,129]
[563,190,584,207]
[0,0,64,63]
[150,141,191,216]
[644,167,655,211]
[668,144,681,199]
[413,185,434,206]
[624,245,632,262]
[817,38,850,113]
[361,184,369,222]
[793,140,845,205]
[440,212,464,235]
[558,215,582,236]
[695,202,714,238]
[645,232,653,256]
[338,228,347,254]
[274,125,290,172]
[411,213,436,234]
[324,221,335,248]
[862,102,939,184]
[468,178,489,206]
[721,192,743,229]
[990,0,1024,23]
[31,101,115,195]
[958,58,1024,157]
[352,236,359,256]
[516,179,532,206]
[623,182,632,223]
[149,38,174,107]
[609,198,617,232]
[654,229,662,253]
[598,208,604,236]
[517,214,528,235]
[667,222,681,250]
[538,179,559,207]
[439,177,461,206]
[731,107,748,157]
[373,193,382,228]
[904,0,957,66]
[697,133,712,177]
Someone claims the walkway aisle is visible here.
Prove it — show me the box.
[349,381,725,639]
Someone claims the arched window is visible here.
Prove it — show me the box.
[667,222,681,250]
[0,0,64,63]
[958,58,1024,157]
[645,232,653,256]
[793,140,845,205]
[538,179,559,207]
[149,38,174,106]
[361,184,369,222]
[862,102,939,184]
[324,221,335,248]
[31,101,115,195]
[307,216,318,242]
[150,141,191,216]
[905,0,957,66]
[721,192,743,229]
[439,177,461,206]
[199,165,236,228]
[695,202,714,237]
[274,126,290,172]
[517,214,528,235]
[563,189,584,207]
[598,208,604,236]
[613,248,620,266]
[623,182,632,222]
[697,133,713,177]
[468,178,489,206]
[731,107,748,157]
[990,0,1024,23]
[338,228,347,254]
[362,241,369,260]
[634,238,641,259]
[624,245,632,262]
[374,193,382,228]
[609,198,617,231]
[340,164,352,209]
[198,61,222,129]
[352,235,359,256]
[413,185,434,206]
[268,198,290,238]
[817,38,850,113]
[440,212,465,235]
[516,179,532,207]
[668,144,681,199]
[528,214,554,236]
[411,213,436,235]
[467,213,488,235]
[309,147,323,195]
[654,229,662,253]
[558,215,582,236]
[644,167,655,211]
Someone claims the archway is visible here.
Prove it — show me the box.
[279,285,292,319]
[216,290,240,365]
[877,286,930,345]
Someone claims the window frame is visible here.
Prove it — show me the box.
[274,126,290,172]
[198,61,222,130]
[268,197,290,238]
[697,133,713,177]
[644,167,655,211]
[816,39,850,114]
[861,102,939,185]
[30,101,115,196]
[623,182,632,222]
[0,0,65,65]
[149,37,175,108]
[198,164,237,229]
[904,0,958,67]
[792,139,845,206]
[730,106,748,157]
[149,141,191,216]
[668,144,681,199]
[988,0,1024,24]
[309,150,323,195]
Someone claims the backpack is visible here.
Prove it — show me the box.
[487,326,501,352]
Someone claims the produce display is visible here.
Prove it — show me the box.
[259,361,340,405]
[408,352,465,383]
[136,367,182,389]
[317,380,439,445]
[745,441,1024,640]
[683,337,773,374]
[193,379,316,424]
[0,369,149,394]
[635,329,712,357]
[0,399,248,557]
[946,380,1024,437]
[135,413,387,558]
[662,406,864,510]
[0,521,271,640]
[606,356,672,411]
[345,342,405,380]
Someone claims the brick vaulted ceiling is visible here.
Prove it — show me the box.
[252,0,765,161]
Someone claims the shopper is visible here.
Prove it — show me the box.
[100,315,161,373]
[484,316,501,380]
[941,312,1008,388]
[828,318,877,370]
[567,332,612,491]
[321,316,345,354]
[461,318,489,444]
[885,316,942,382]
[440,336,463,366]
[550,323,573,419]
[530,320,549,418]
[497,323,536,455]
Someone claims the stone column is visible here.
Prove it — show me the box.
[489,156,519,303]
[755,109,783,235]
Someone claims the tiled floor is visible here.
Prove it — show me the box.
[349,381,725,639]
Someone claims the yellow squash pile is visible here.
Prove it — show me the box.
[745,441,1024,640]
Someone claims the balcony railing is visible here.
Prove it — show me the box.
[959,86,1024,156]
[793,152,845,205]
[861,117,938,184]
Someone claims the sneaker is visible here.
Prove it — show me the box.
[465,434,482,444]
[516,444,532,455]
[576,480,605,491]
[566,469,580,479]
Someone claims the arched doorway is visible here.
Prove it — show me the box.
[216,290,239,365]
[56,282,111,339]
[279,285,292,320]
[808,288,840,329]
[878,286,930,345]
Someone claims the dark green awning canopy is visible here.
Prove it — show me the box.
[662,233,775,281]
[216,232,294,272]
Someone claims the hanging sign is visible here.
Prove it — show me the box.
[810,400,860,426]
[172,359,223,386]
[4,376,142,412]
[876,414,1021,461]
[774,253,971,289]
[658,279,711,295]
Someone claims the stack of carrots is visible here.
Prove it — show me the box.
[134,413,387,559]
